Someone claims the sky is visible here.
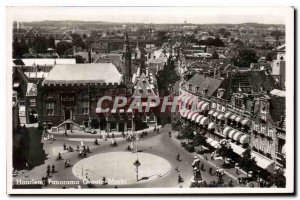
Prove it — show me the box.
[7,7,289,24]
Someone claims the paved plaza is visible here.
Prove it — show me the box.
[73,152,171,185]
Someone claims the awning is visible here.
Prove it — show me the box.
[242,119,251,126]
[233,131,243,141]
[180,109,187,116]
[230,142,246,156]
[206,138,214,144]
[195,115,204,123]
[183,110,193,118]
[200,117,209,125]
[213,112,219,117]
[210,140,220,148]
[235,116,243,123]
[187,97,196,106]
[208,122,215,130]
[223,127,232,137]
[230,115,237,120]
[208,110,214,115]
[191,113,200,121]
[251,151,275,172]
[197,101,205,109]
[200,103,209,111]
[228,129,237,138]
[224,112,233,118]
[217,114,225,120]
[187,111,195,119]
[239,134,250,144]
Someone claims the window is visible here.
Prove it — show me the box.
[46,102,54,116]
[81,101,89,114]
[30,99,36,107]
[46,91,52,98]
[261,125,266,134]
[268,128,273,138]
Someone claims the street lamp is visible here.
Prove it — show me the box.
[133,159,141,182]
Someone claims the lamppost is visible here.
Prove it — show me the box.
[132,112,141,182]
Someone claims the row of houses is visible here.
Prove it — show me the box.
[176,68,286,173]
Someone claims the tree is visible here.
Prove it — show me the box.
[48,36,55,49]
[180,121,195,143]
[156,57,180,95]
[217,141,233,165]
[32,36,48,53]
[239,148,257,177]
[218,28,226,35]
[193,132,207,146]
[72,33,86,49]
[75,55,86,63]
[12,38,29,58]
[273,168,286,188]
[231,48,258,68]
[266,52,276,62]
[56,41,73,56]
[212,51,219,59]
[223,31,231,38]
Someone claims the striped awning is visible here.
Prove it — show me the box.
[213,112,219,117]
[240,134,250,144]
[230,115,237,120]
[179,109,187,117]
[206,138,214,144]
[224,112,233,118]
[242,118,251,126]
[208,110,215,115]
[208,122,215,130]
[223,127,232,137]
[187,111,195,119]
[235,116,243,123]
[230,142,245,156]
[217,114,225,120]
[200,117,209,125]
[197,101,205,109]
[191,113,200,121]
[233,131,243,141]
[210,140,220,148]
[228,129,237,138]
[187,97,197,106]
[200,102,209,111]
[183,110,192,118]
[195,115,204,123]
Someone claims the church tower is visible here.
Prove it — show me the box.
[123,32,132,84]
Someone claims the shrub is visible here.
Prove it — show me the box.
[184,144,195,153]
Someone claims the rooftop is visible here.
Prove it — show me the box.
[42,63,122,85]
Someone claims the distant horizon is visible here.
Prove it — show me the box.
[14,19,285,26]
[8,7,289,25]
